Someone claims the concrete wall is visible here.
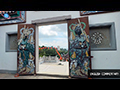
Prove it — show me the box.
[0,11,120,71]
[88,12,120,69]
[0,24,17,70]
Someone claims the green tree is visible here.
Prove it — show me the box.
[39,45,68,59]
[45,48,57,56]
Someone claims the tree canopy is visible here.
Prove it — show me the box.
[39,46,68,60]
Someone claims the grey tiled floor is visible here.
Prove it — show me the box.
[0,74,68,79]
[0,62,70,79]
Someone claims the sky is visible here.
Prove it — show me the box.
[38,23,68,50]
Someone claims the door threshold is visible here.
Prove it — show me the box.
[36,73,69,78]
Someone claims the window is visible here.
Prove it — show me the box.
[89,22,116,51]
[6,32,17,52]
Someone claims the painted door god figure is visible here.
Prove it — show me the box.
[18,25,35,74]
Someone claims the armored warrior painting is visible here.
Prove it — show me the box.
[17,25,35,74]
[69,18,90,78]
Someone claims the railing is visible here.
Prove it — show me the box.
[39,55,59,64]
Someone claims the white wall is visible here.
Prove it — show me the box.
[0,25,17,70]
[0,11,120,71]
[88,12,120,69]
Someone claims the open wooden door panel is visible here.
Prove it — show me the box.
[68,17,91,78]
[17,24,36,75]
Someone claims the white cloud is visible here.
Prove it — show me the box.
[39,25,59,38]
[38,23,67,38]
[63,32,68,37]
[38,23,68,49]
[39,37,68,49]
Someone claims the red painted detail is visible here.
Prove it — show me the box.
[14,73,19,77]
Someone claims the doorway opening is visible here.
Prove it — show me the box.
[37,22,69,76]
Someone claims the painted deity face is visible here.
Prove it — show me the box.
[23,29,31,36]
[75,25,82,37]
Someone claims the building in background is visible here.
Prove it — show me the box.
[57,46,60,50]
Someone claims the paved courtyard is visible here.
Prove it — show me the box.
[37,61,69,76]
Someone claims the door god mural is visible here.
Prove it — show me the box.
[17,24,35,74]
[68,17,91,78]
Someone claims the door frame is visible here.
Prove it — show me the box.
[35,21,69,76]
[33,15,71,76]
